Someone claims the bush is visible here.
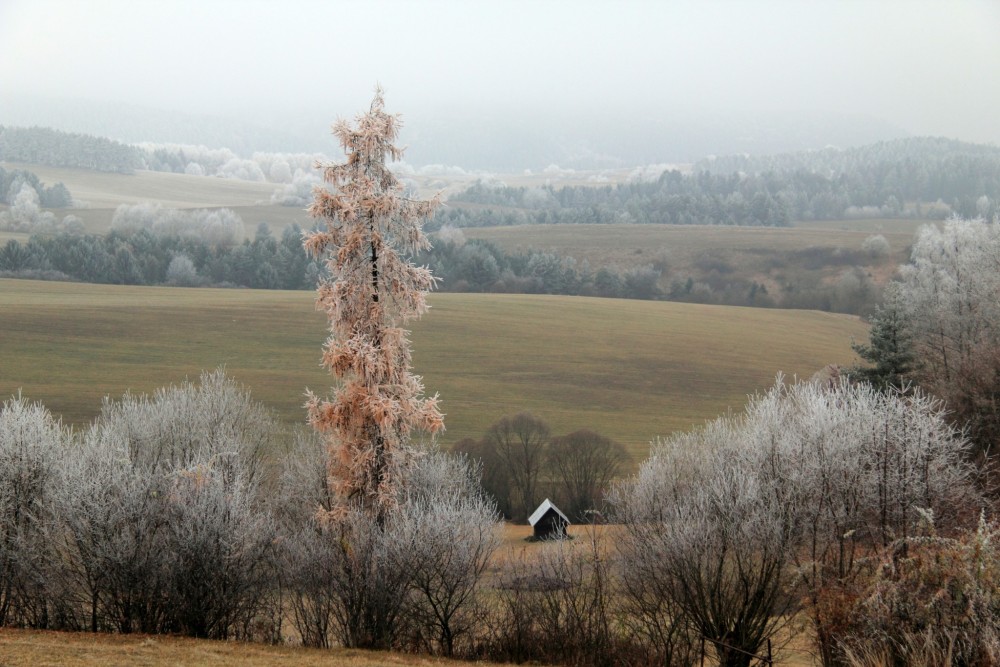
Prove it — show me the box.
[612,376,980,667]
[278,443,501,655]
[837,515,1000,667]
[52,370,280,637]
[861,234,891,258]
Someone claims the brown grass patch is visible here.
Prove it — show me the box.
[0,628,509,667]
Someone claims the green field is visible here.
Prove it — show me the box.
[0,279,867,458]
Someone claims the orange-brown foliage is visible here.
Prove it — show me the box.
[304,89,442,522]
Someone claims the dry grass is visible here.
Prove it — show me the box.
[0,527,823,666]
[0,280,866,459]
[488,524,821,665]
[3,162,275,210]
[0,628,508,667]
[462,221,919,286]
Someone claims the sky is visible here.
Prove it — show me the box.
[2,0,1000,151]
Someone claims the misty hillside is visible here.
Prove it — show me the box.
[444,136,1000,227]
[694,136,1000,176]
[0,94,332,156]
[0,93,907,170]
[405,109,909,170]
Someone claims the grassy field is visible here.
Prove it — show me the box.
[2,161,291,238]
[463,220,921,264]
[462,220,921,279]
[3,162,276,210]
[0,279,866,458]
[0,628,508,667]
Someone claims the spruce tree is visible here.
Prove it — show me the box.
[851,283,916,391]
[304,89,443,523]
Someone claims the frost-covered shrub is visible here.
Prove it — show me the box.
[55,370,279,637]
[612,377,979,667]
[165,254,201,286]
[110,203,245,246]
[861,233,890,258]
[277,443,501,654]
[0,395,67,628]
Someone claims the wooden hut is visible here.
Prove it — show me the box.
[528,498,570,540]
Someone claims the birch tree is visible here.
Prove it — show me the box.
[304,89,443,522]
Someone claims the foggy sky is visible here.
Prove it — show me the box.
[2,0,999,152]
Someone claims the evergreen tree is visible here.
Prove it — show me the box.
[851,283,916,390]
[304,89,443,523]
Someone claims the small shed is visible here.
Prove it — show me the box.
[528,498,570,540]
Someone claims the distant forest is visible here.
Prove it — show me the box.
[444,138,1000,227]
[3,125,1000,227]
[0,126,143,174]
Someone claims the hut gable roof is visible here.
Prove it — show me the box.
[528,498,570,527]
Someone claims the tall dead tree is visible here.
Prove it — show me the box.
[304,89,443,523]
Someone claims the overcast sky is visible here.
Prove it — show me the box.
[2,0,999,146]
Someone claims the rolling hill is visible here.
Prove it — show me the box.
[0,279,867,458]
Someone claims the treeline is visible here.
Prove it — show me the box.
[0,223,319,289]
[0,125,324,193]
[452,413,630,523]
[8,124,999,226]
[0,229,661,300]
[0,125,143,173]
[445,137,1000,227]
[446,173,793,227]
[0,222,881,313]
[0,206,667,300]
[417,230,663,300]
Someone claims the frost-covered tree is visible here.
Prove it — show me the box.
[391,453,501,656]
[0,394,66,627]
[898,217,1000,451]
[57,370,278,636]
[304,89,443,522]
[900,218,1000,381]
[165,254,201,286]
[612,377,978,667]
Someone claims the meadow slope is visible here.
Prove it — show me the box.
[0,280,867,457]
[462,220,923,285]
